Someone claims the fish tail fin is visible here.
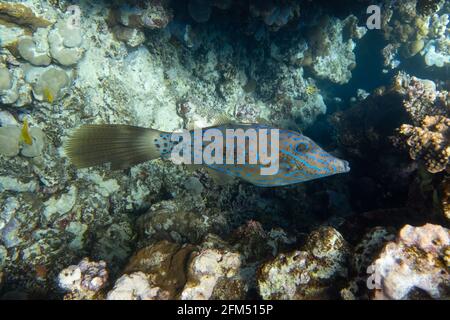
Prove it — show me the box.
[64,124,164,170]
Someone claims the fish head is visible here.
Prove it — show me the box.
[280,131,350,182]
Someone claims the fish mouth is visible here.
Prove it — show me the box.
[342,160,351,172]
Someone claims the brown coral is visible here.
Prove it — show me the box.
[400,115,450,173]
[0,2,52,30]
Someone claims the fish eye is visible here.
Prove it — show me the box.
[295,143,308,153]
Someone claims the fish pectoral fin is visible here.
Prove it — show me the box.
[205,167,235,186]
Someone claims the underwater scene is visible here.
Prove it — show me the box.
[0,0,449,301]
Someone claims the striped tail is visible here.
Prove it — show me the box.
[64,124,164,170]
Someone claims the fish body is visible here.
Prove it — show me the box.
[153,123,349,187]
[65,123,350,187]
[201,124,349,186]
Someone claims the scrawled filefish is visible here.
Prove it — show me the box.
[64,123,350,187]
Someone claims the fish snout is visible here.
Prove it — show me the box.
[331,158,350,174]
[342,160,350,172]
[340,159,351,173]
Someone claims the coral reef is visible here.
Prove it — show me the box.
[54,219,298,300]
[307,16,366,84]
[257,227,350,300]
[17,36,51,66]
[0,121,45,157]
[0,2,53,30]
[48,20,84,66]
[439,177,450,220]
[58,258,108,300]
[380,0,450,69]
[0,0,449,301]
[113,1,173,30]
[105,237,245,300]
[181,248,245,300]
[107,272,169,300]
[400,115,450,174]
[136,199,230,245]
[393,73,450,174]
[0,4,81,108]
[340,227,396,300]
[370,224,449,300]
[395,73,449,125]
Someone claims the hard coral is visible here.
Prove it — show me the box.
[370,224,450,300]
[380,0,449,68]
[17,36,51,66]
[257,227,350,300]
[396,73,449,124]
[181,248,244,300]
[107,272,170,300]
[58,258,108,300]
[400,115,450,173]
[308,15,366,84]
[116,1,173,30]
[0,2,52,30]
